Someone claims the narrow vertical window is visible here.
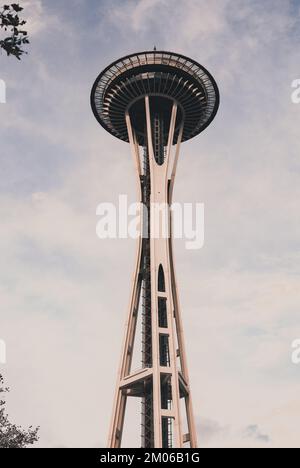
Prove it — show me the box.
[159,334,170,367]
[158,297,168,328]
[158,264,165,292]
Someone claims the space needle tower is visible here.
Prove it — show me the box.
[91,50,219,448]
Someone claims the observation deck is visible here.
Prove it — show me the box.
[91,50,219,145]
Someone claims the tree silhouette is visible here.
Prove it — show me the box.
[0,374,39,448]
[0,4,29,60]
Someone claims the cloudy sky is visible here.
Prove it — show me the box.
[0,0,300,448]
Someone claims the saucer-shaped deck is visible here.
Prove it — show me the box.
[91,51,219,145]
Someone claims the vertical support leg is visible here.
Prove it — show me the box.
[169,123,198,448]
[145,95,162,448]
[107,113,143,448]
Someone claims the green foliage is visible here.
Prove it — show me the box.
[0,374,39,448]
[0,3,29,60]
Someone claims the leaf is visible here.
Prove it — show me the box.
[0,4,29,61]
[11,4,23,12]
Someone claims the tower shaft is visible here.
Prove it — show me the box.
[108,96,197,448]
